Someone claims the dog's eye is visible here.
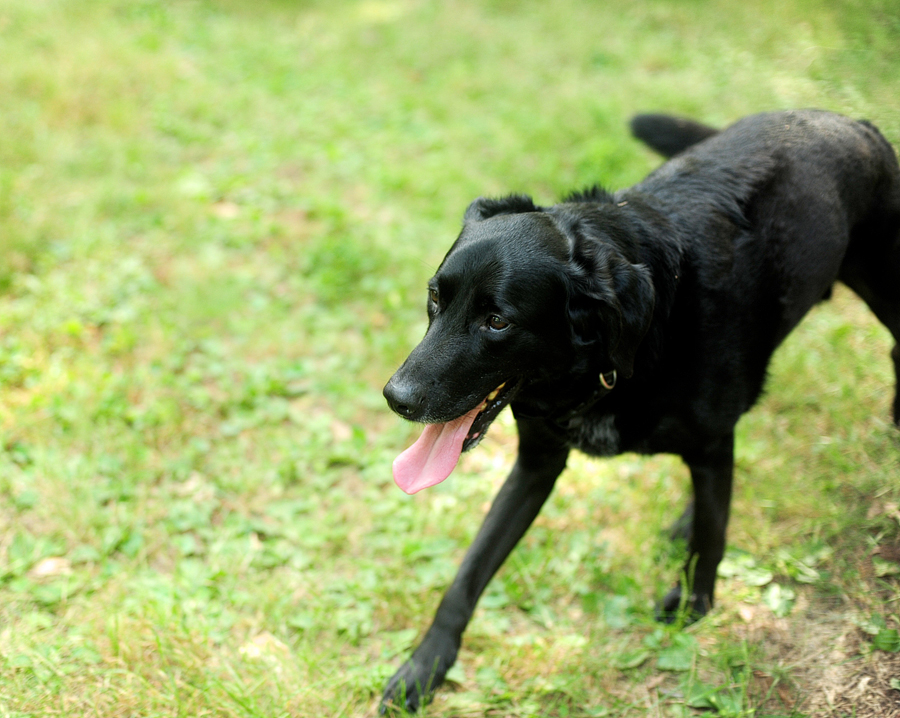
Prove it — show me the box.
[429,289,439,305]
[487,315,510,331]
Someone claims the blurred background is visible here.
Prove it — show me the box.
[1,1,898,715]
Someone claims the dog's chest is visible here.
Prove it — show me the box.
[566,413,621,457]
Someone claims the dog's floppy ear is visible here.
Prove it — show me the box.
[566,244,655,378]
[464,194,538,222]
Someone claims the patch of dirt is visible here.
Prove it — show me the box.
[803,636,900,718]
[748,608,900,717]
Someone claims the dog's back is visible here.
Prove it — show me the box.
[628,109,900,422]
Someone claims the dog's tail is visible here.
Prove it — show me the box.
[630,114,719,158]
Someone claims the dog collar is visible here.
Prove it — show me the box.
[553,368,617,427]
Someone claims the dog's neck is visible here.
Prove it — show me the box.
[549,368,617,428]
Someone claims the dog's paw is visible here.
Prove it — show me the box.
[379,667,421,715]
[656,585,710,625]
[379,654,450,715]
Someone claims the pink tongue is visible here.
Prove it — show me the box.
[392,407,481,494]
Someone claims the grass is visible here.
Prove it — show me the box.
[1,0,899,715]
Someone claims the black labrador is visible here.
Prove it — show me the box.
[381,109,900,712]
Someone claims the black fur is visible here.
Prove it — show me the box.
[630,112,720,158]
[381,110,900,713]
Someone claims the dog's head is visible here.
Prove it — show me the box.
[384,194,655,493]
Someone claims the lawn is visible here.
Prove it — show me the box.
[1,0,899,716]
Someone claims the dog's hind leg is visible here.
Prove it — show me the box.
[841,275,900,426]
[840,215,900,426]
[380,417,568,714]
[667,500,694,543]
[659,433,734,622]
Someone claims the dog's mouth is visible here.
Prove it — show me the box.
[460,380,517,452]
[392,379,521,495]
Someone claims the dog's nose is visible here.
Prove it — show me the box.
[383,377,426,419]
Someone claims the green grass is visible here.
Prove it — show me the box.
[2,0,900,716]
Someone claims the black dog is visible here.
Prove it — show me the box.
[381,110,900,712]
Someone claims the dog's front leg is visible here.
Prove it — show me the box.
[380,417,568,714]
[660,432,734,621]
